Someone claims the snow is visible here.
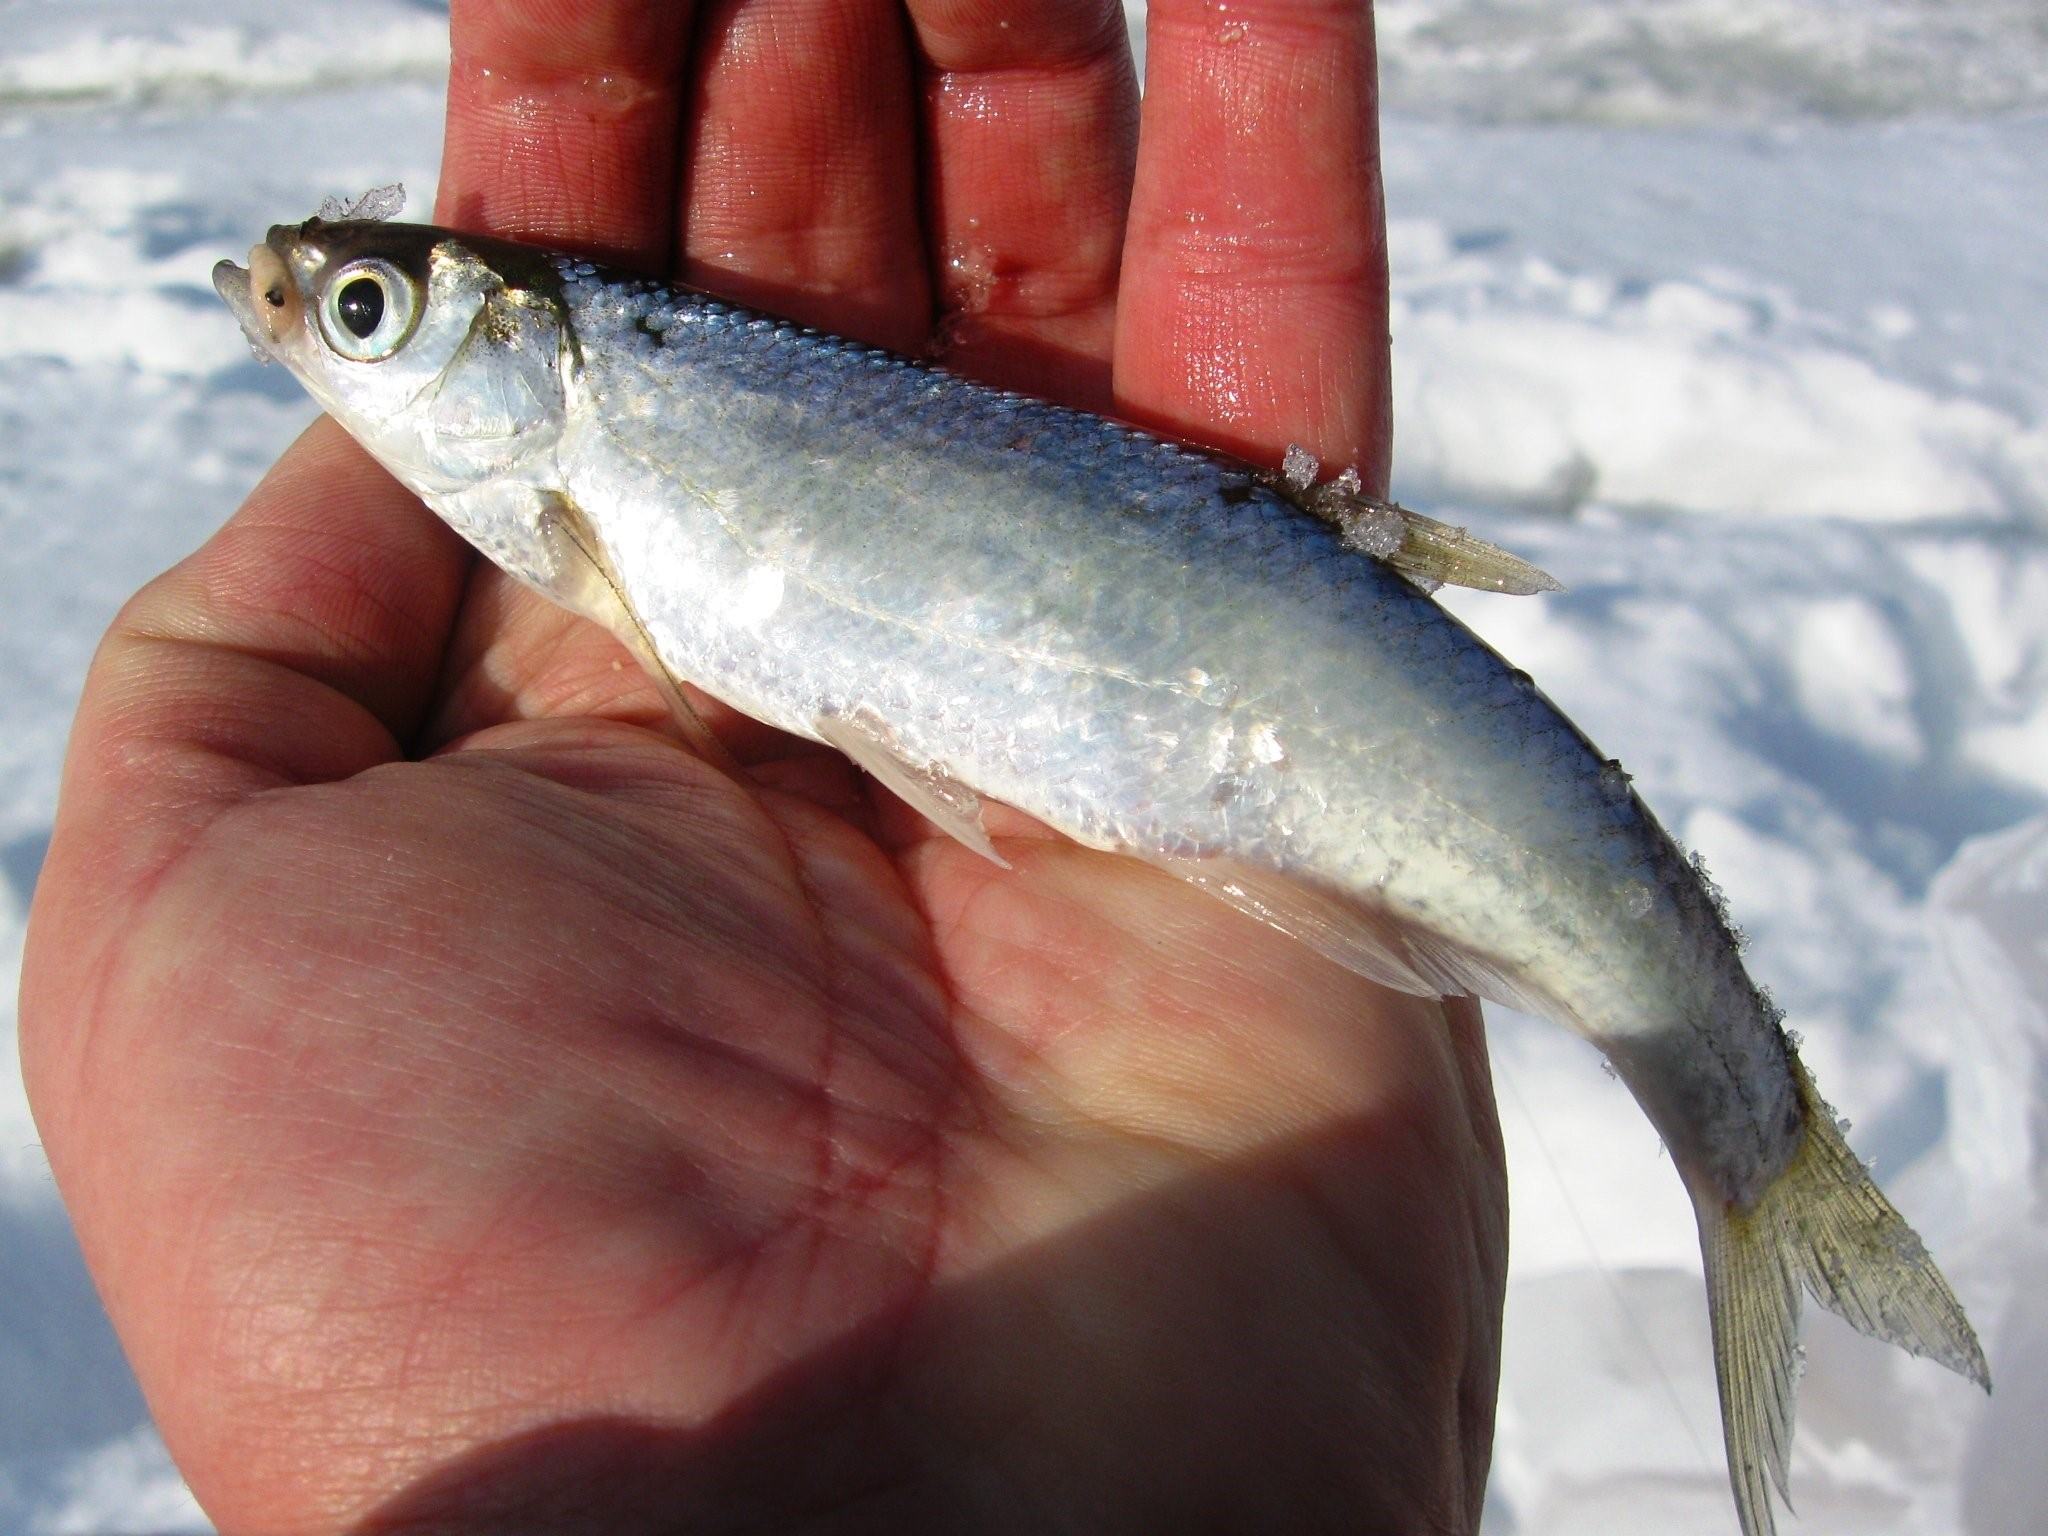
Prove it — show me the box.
[0,1,445,108]
[1791,600,1920,762]
[1,1,2043,1530]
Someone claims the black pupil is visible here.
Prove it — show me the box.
[337,277,385,339]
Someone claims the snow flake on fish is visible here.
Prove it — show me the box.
[720,564,786,629]
[1687,847,1733,926]
[1334,502,1405,559]
[317,184,405,223]
[1281,443,1319,492]
[1248,721,1286,766]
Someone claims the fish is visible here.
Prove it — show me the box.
[215,192,1989,1536]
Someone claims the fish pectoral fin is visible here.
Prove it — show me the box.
[534,494,742,776]
[1156,856,1561,1017]
[814,714,1011,869]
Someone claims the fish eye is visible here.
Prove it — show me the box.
[317,259,419,362]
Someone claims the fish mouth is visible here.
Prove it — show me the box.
[213,232,303,352]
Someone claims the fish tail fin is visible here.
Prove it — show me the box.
[1694,1060,1990,1536]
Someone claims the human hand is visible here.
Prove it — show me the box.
[22,3,1505,1531]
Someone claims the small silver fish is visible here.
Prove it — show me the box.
[216,199,1988,1536]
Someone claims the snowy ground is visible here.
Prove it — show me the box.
[2,2,2044,1531]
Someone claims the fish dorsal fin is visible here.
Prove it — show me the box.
[1259,450,1562,597]
[814,713,1011,869]
[1380,506,1564,597]
[1156,855,1562,1020]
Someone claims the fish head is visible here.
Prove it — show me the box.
[214,219,569,496]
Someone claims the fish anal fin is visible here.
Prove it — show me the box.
[1157,856,1438,995]
[1395,922,1563,1020]
[1691,1058,1990,1536]
[815,714,1010,869]
[1154,856,1559,1018]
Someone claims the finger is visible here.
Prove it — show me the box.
[679,0,930,352]
[1113,0,1392,490]
[440,0,698,267]
[903,0,1138,404]
[57,418,468,877]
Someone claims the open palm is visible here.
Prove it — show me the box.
[22,3,1505,1531]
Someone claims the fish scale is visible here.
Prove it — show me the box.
[216,211,1989,1536]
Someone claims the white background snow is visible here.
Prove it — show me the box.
[2,1,2043,1530]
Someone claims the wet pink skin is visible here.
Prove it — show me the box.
[21,2,1503,1531]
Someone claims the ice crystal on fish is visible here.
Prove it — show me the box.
[1334,501,1405,559]
[317,184,405,223]
[1281,443,1319,492]
[1688,848,1733,927]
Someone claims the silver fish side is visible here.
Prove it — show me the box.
[551,260,1797,1184]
